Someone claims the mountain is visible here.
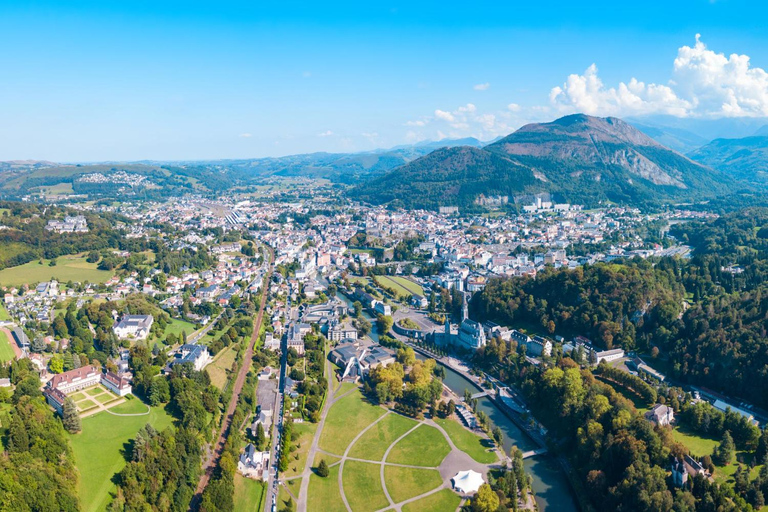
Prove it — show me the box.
[351,114,735,209]
[628,121,709,153]
[627,115,768,141]
[688,136,768,183]
[754,125,768,137]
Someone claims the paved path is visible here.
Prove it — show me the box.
[296,361,344,512]
[190,246,273,510]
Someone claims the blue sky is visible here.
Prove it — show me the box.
[1,0,768,161]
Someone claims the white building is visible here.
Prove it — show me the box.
[113,314,154,340]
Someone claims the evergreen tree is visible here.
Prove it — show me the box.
[316,459,330,478]
[255,422,266,451]
[62,398,81,434]
[714,430,735,466]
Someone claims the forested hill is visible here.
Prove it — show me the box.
[688,136,768,184]
[349,114,736,209]
[472,208,768,409]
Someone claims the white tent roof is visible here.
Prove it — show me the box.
[452,470,484,494]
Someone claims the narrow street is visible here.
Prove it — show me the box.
[189,245,274,511]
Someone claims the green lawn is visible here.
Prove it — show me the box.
[164,318,195,341]
[307,462,346,512]
[76,398,98,411]
[0,255,114,287]
[387,276,424,296]
[283,422,318,479]
[233,474,265,511]
[0,304,10,321]
[434,416,498,464]
[0,330,15,362]
[342,460,390,512]
[69,403,174,512]
[349,413,418,461]
[319,390,386,456]
[384,466,443,504]
[671,426,719,458]
[85,387,103,397]
[387,424,451,467]
[402,488,462,512]
[109,398,150,414]
[70,392,86,402]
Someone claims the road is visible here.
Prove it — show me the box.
[263,293,289,511]
[189,245,274,510]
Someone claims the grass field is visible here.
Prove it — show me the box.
[402,488,463,512]
[434,416,498,464]
[307,462,346,512]
[283,422,318,478]
[233,474,265,511]
[319,391,387,456]
[383,466,443,503]
[0,304,10,321]
[342,460,390,512]
[0,255,114,287]
[0,330,15,362]
[349,413,417,461]
[69,402,174,512]
[208,345,238,389]
[387,424,451,467]
[374,275,424,300]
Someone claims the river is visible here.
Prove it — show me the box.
[334,291,578,511]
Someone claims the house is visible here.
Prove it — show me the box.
[113,315,154,340]
[645,404,674,427]
[328,325,357,342]
[237,443,270,480]
[593,347,625,364]
[287,323,311,355]
[264,332,280,351]
[527,336,552,357]
[671,457,688,487]
[250,408,273,437]
[411,294,429,309]
[373,301,391,316]
[168,344,211,372]
[47,365,101,394]
[44,387,68,414]
[101,371,132,396]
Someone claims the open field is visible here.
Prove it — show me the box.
[342,460,390,511]
[402,488,462,512]
[307,463,346,512]
[384,466,443,503]
[0,303,11,321]
[387,424,451,467]
[0,255,114,287]
[671,426,719,458]
[318,390,386,455]
[0,330,16,362]
[207,345,238,389]
[69,401,174,512]
[349,412,417,461]
[434,416,498,464]
[233,474,265,511]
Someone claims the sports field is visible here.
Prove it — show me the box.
[0,255,114,287]
[374,275,424,299]
[0,329,16,362]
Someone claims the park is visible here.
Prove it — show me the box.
[280,382,502,512]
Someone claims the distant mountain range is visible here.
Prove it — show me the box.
[688,135,768,183]
[350,114,737,209]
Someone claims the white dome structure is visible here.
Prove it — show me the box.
[452,469,484,494]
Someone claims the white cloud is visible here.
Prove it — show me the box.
[507,103,521,112]
[550,35,768,118]
[238,133,252,138]
[404,119,427,127]
[317,130,334,137]
[434,109,455,122]
[473,82,490,91]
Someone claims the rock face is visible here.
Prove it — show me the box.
[351,114,734,209]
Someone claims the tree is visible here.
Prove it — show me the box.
[255,422,267,451]
[714,430,735,466]
[62,398,81,433]
[376,314,394,335]
[492,426,504,447]
[48,355,64,374]
[316,459,330,478]
[472,483,500,512]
